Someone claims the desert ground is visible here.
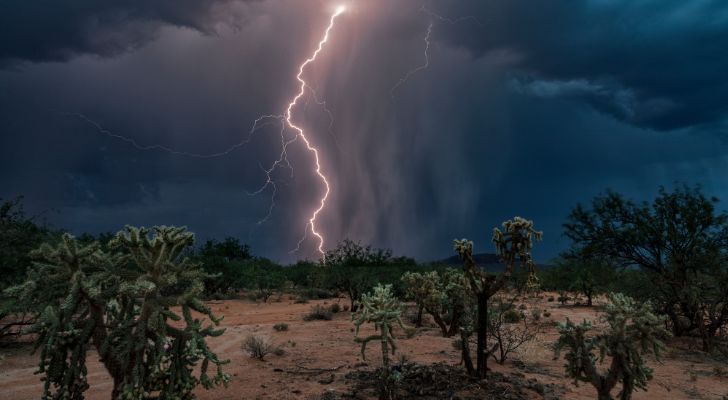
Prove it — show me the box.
[1,293,727,400]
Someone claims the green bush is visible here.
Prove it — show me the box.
[503,309,522,323]
[303,305,333,321]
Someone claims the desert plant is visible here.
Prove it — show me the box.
[329,303,341,313]
[454,216,542,378]
[5,226,229,399]
[243,335,276,360]
[353,284,407,400]
[564,186,728,350]
[401,269,469,336]
[488,298,543,364]
[304,305,333,321]
[554,293,669,400]
[503,308,523,323]
[273,323,289,332]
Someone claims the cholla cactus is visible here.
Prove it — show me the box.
[353,284,407,400]
[353,284,406,367]
[453,216,542,378]
[7,226,229,400]
[401,270,469,336]
[492,216,543,293]
[554,293,669,400]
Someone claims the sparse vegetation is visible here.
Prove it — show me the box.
[2,187,728,399]
[486,297,544,365]
[554,293,669,400]
[304,305,334,321]
[243,335,276,360]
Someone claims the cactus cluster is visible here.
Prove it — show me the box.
[7,226,229,400]
[554,293,669,400]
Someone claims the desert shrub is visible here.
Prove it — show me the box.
[329,303,341,313]
[4,226,229,399]
[488,298,543,365]
[401,269,470,336]
[547,296,554,302]
[503,309,522,323]
[322,239,419,310]
[0,198,57,341]
[304,305,333,321]
[273,323,289,331]
[543,311,551,318]
[294,296,309,304]
[196,237,253,297]
[343,304,350,311]
[554,293,669,400]
[243,335,276,360]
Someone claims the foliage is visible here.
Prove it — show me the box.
[0,197,55,289]
[273,323,289,332]
[322,239,417,311]
[5,226,229,399]
[353,284,407,400]
[195,238,253,297]
[242,335,276,360]
[323,239,414,267]
[564,185,728,350]
[0,197,56,340]
[303,305,333,321]
[401,269,470,336]
[454,216,542,378]
[541,258,618,306]
[554,293,669,400]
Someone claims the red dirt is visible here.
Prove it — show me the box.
[1,294,727,399]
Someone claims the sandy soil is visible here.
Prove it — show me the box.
[1,294,727,400]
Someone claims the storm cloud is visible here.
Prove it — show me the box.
[0,0,243,64]
[2,0,728,263]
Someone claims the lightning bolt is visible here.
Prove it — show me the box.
[419,5,484,26]
[390,22,432,98]
[284,6,344,258]
[390,4,483,98]
[61,111,283,159]
[58,7,346,259]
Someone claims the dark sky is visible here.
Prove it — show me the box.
[2,0,728,263]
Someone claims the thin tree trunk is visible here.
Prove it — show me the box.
[460,329,475,375]
[476,292,488,378]
[415,305,423,328]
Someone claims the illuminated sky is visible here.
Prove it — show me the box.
[2,0,728,262]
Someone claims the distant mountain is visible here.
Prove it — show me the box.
[437,253,552,273]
